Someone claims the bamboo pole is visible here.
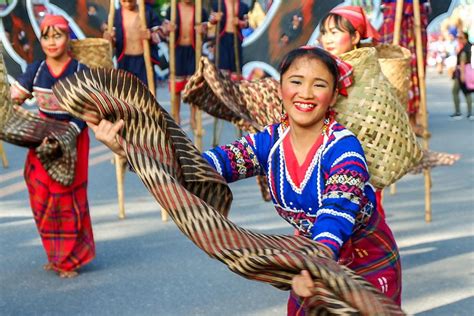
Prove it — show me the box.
[212,0,223,147]
[0,141,8,168]
[413,0,432,222]
[231,0,240,76]
[231,0,243,138]
[194,0,204,151]
[169,0,178,122]
[108,0,127,219]
[393,0,404,46]
[138,0,156,96]
[389,0,404,196]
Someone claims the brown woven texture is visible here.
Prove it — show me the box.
[183,57,281,133]
[183,48,423,189]
[54,68,404,315]
[0,48,78,186]
[376,44,411,108]
[70,38,114,69]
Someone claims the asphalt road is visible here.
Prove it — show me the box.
[0,69,473,315]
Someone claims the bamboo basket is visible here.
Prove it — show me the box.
[0,45,12,131]
[337,47,423,188]
[376,44,411,108]
[70,38,113,69]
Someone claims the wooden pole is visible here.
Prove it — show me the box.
[107,0,116,33]
[231,0,240,76]
[390,0,403,196]
[231,0,243,138]
[413,0,432,222]
[0,141,8,168]
[108,0,127,219]
[393,0,404,46]
[194,0,204,151]
[138,0,156,96]
[170,0,177,121]
[212,0,223,148]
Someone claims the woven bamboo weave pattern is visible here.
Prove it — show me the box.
[70,38,114,69]
[0,49,78,185]
[183,48,424,189]
[375,44,411,108]
[53,68,404,315]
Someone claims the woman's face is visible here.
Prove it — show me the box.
[320,17,359,56]
[120,0,137,10]
[280,56,337,130]
[40,27,69,60]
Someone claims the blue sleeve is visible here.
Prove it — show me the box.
[202,125,274,183]
[310,135,371,258]
[16,61,42,93]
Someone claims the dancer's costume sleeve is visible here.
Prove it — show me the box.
[202,126,273,183]
[11,61,42,102]
[311,134,371,256]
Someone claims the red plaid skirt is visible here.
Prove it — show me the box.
[287,202,401,315]
[24,128,95,272]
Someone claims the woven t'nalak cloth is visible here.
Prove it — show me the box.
[0,51,77,186]
[53,68,404,315]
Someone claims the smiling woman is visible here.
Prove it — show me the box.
[88,46,402,315]
[8,14,95,279]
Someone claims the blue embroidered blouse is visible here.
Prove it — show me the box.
[203,121,376,258]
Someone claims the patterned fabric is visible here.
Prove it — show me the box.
[0,54,95,272]
[379,1,428,114]
[24,129,95,272]
[203,121,401,304]
[12,59,88,131]
[54,68,404,315]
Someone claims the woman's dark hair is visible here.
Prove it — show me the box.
[320,13,357,38]
[279,47,339,91]
[41,25,68,38]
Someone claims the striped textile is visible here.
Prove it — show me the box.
[53,68,404,315]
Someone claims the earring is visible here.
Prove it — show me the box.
[280,111,289,129]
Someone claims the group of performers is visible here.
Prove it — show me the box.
[2,0,463,314]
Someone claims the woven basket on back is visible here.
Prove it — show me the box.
[70,38,113,69]
[337,47,423,188]
[183,49,423,189]
[375,44,411,108]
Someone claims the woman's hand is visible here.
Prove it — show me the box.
[292,270,315,297]
[87,119,126,157]
[103,29,116,42]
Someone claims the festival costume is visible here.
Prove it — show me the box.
[203,121,402,309]
[380,0,429,115]
[10,59,95,272]
[113,7,162,85]
[166,3,208,93]
[54,67,404,314]
[212,0,249,75]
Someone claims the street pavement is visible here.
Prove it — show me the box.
[0,69,473,315]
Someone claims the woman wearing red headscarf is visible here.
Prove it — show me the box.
[10,15,95,278]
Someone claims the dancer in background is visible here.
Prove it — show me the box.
[10,15,95,278]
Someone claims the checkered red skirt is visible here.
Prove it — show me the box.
[24,128,95,272]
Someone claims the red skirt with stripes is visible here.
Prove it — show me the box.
[24,128,95,272]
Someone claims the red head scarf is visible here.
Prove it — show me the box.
[40,15,69,33]
[329,6,381,42]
